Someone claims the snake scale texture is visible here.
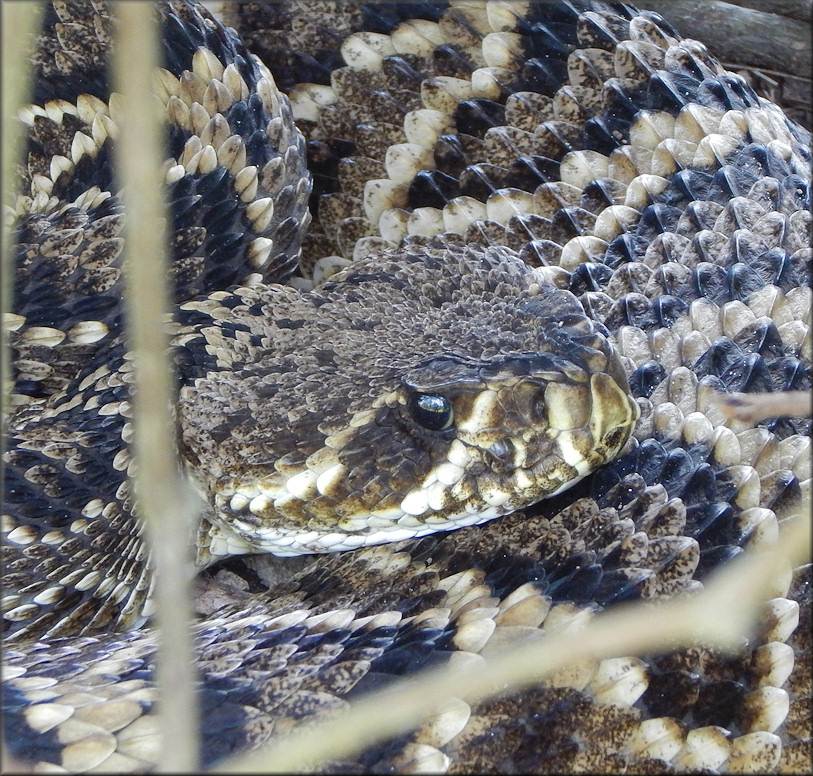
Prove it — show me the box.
[2,0,811,772]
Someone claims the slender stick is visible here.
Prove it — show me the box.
[716,390,813,423]
[644,0,812,74]
[110,3,199,771]
[217,506,810,773]
[1,2,43,404]
[1,3,45,765]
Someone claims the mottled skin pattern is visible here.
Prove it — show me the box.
[2,0,811,772]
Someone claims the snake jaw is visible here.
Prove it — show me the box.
[203,345,639,559]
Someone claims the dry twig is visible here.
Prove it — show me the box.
[111,3,200,770]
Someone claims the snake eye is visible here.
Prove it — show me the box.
[408,392,454,431]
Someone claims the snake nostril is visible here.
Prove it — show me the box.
[485,438,516,472]
[489,438,514,462]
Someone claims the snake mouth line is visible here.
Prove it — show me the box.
[207,456,598,558]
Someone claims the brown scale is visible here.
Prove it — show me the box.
[353,120,406,161]
[780,565,812,770]
[315,191,364,243]
[221,2,366,87]
[337,155,386,199]
[31,0,112,85]
[26,114,90,173]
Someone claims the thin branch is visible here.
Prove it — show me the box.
[644,0,812,75]
[1,3,45,768]
[715,390,812,423]
[216,505,810,773]
[110,3,199,771]
[1,3,42,400]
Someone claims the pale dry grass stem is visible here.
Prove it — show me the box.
[1,3,46,770]
[216,503,810,772]
[111,3,199,771]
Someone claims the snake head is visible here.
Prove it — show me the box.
[181,242,638,559]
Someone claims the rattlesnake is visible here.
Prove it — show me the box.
[2,1,810,772]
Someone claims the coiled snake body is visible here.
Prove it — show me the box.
[2,1,811,772]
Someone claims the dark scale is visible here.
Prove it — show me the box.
[693,339,754,383]
[752,247,809,293]
[510,154,562,188]
[361,625,452,679]
[245,128,274,169]
[581,177,628,213]
[521,21,580,61]
[550,206,598,243]
[646,70,702,114]
[287,49,347,91]
[408,169,461,210]
[602,292,661,330]
[459,161,512,200]
[567,261,613,295]
[223,98,270,145]
[697,72,762,114]
[584,114,633,156]
[162,8,207,76]
[308,137,357,205]
[602,233,650,269]
[602,78,646,124]
[719,351,774,394]
[652,295,689,327]
[628,360,668,399]
[455,99,507,138]
[672,168,715,203]
[519,57,571,98]
[734,319,789,360]
[692,262,729,303]
[727,261,772,301]
[432,134,471,178]
[769,356,810,393]
[727,145,798,190]
[29,3,111,105]
[382,55,426,92]
[782,174,811,210]
[166,173,254,302]
[707,166,760,205]
[635,203,684,244]
[641,659,750,734]
[56,144,116,206]
[26,112,88,177]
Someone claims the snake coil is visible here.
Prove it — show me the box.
[3,1,811,772]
